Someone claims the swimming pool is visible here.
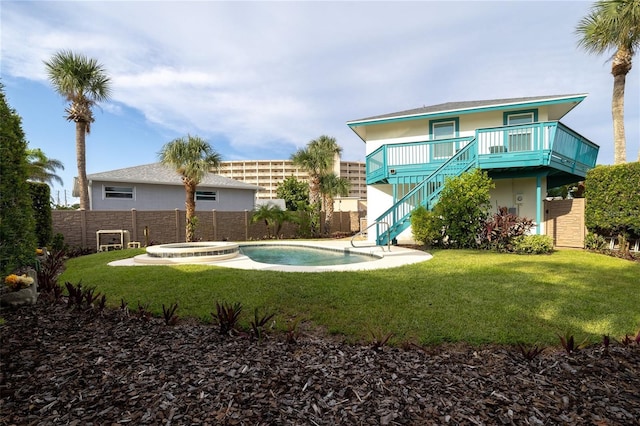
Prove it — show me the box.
[110,240,432,272]
[239,244,377,266]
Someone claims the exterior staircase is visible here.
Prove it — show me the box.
[375,139,479,245]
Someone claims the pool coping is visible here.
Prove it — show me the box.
[109,240,432,272]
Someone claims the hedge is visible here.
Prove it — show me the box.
[585,162,640,238]
[29,182,53,248]
[0,85,37,276]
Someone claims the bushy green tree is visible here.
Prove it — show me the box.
[432,169,494,248]
[276,176,309,211]
[585,163,640,238]
[29,182,53,248]
[0,85,37,276]
[410,206,442,248]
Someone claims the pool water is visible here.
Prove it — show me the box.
[239,245,377,266]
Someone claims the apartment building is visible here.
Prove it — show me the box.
[216,159,367,202]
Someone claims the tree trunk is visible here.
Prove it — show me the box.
[309,175,322,237]
[323,193,334,236]
[184,182,197,242]
[611,48,631,165]
[75,122,90,209]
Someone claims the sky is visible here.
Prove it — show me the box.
[2,0,639,205]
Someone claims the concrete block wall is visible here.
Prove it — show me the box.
[52,209,366,250]
[543,198,586,248]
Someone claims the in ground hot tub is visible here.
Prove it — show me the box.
[134,242,239,264]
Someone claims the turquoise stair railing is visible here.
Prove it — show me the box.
[375,139,478,245]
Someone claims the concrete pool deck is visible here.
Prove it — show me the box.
[109,240,432,272]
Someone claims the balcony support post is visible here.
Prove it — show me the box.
[536,174,542,235]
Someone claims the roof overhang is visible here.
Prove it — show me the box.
[347,94,587,142]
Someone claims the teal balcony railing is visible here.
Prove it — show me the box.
[367,121,599,245]
[366,122,598,184]
[374,139,478,245]
[366,137,475,184]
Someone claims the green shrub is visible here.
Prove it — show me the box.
[410,205,442,248]
[585,163,640,239]
[512,235,554,254]
[0,84,37,276]
[432,169,494,248]
[29,182,53,248]
[480,207,534,252]
[584,232,608,250]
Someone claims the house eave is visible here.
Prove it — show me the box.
[347,94,588,133]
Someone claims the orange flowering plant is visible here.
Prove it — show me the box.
[4,274,34,291]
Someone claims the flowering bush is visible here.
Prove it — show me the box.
[4,274,34,291]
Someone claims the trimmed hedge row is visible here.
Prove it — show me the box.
[585,163,640,239]
[29,182,53,248]
[0,85,37,276]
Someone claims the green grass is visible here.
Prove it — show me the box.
[59,248,640,346]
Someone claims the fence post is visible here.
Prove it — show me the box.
[212,209,217,241]
[175,208,180,242]
[131,209,137,242]
[244,210,249,241]
[80,208,87,249]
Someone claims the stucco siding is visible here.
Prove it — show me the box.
[364,106,555,156]
[90,181,256,211]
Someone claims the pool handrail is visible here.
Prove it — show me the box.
[351,221,391,252]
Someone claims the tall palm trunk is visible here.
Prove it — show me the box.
[184,181,197,242]
[323,193,335,236]
[308,175,321,206]
[309,175,322,237]
[75,122,90,209]
[611,47,632,164]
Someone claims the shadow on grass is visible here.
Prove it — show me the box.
[59,249,640,346]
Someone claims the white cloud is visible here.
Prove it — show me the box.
[2,0,638,166]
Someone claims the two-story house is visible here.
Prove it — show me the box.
[347,94,600,245]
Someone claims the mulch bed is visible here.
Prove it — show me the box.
[1,301,639,425]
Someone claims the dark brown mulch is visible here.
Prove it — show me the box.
[1,301,639,426]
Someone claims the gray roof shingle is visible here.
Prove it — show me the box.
[87,163,262,190]
[348,94,586,124]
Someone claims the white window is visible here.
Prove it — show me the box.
[432,121,455,140]
[507,113,534,125]
[104,186,133,199]
[196,190,217,201]
[433,142,454,159]
[507,112,534,152]
[430,119,458,159]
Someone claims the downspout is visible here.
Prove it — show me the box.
[88,179,93,210]
[536,174,542,234]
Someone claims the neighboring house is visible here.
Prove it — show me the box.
[76,163,262,211]
[347,94,600,245]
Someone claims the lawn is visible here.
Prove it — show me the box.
[58,248,640,346]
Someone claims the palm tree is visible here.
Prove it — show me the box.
[319,173,350,235]
[576,0,640,164]
[158,135,222,242]
[44,50,111,209]
[291,135,342,236]
[251,203,289,239]
[26,148,65,186]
